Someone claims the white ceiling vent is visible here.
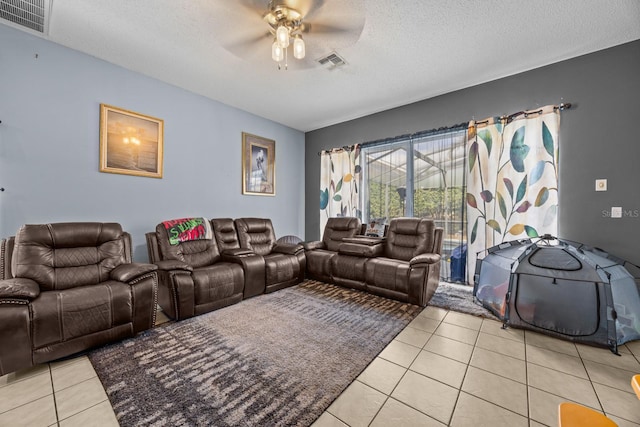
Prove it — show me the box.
[317,52,347,69]
[0,0,50,35]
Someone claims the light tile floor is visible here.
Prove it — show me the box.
[316,306,640,427]
[2,307,640,426]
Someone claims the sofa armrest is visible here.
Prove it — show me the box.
[410,253,441,268]
[221,250,266,299]
[145,232,161,264]
[0,278,40,300]
[338,242,384,258]
[302,241,325,251]
[110,263,159,283]
[154,260,194,272]
[273,243,304,255]
[1,237,15,280]
[0,303,32,376]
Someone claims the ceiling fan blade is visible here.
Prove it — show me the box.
[227,31,272,52]
[303,22,358,34]
[236,0,268,16]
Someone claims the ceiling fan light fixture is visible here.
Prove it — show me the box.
[276,25,290,48]
[293,35,305,59]
[272,39,284,62]
[264,2,307,69]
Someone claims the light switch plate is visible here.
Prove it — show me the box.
[595,179,607,191]
[611,207,622,218]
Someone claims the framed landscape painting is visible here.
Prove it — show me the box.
[242,132,275,196]
[99,104,164,178]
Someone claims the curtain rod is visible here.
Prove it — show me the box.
[317,145,358,156]
[316,122,467,156]
[317,102,572,155]
[473,102,572,126]
[361,122,468,150]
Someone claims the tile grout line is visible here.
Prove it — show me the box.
[56,399,110,424]
[49,363,60,425]
[410,312,536,424]
[365,393,389,427]
[330,311,442,427]
[524,330,532,427]
[574,347,640,424]
[444,314,482,426]
[51,374,107,423]
[374,314,450,425]
[576,343,610,415]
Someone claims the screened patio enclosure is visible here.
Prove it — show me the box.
[360,127,467,282]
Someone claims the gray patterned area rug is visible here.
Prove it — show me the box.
[429,281,497,319]
[88,280,421,427]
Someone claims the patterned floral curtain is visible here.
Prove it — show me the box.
[319,145,361,236]
[466,105,560,281]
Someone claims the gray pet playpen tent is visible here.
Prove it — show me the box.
[474,236,640,353]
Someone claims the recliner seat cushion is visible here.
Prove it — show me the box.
[31,281,132,349]
[192,263,244,305]
[365,257,410,294]
[331,255,367,282]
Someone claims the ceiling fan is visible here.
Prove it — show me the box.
[211,0,366,70]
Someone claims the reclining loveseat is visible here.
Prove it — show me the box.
[146,217,305,320]
[0,222,158,376]
[307,217,442,306]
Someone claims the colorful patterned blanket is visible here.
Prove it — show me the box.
[162,217,212,245]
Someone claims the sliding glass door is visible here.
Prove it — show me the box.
[360,127,467,282]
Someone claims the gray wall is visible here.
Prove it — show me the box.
[0,25,305,261]
[306,40,640,266]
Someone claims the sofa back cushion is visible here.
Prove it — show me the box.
[211,218,241,252]
[385,218,435,261]
[155,223,220,268]
[235,218,276,256]
[323,217,362,252]
[12,222,127,291]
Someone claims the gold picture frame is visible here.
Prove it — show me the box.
[242,132,275,196]
[99,104,164,178]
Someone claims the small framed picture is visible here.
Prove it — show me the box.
[99,104,164,178]
[242,132,275,196]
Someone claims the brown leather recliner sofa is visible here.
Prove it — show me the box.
[146,217,305,320]
[0,222,158,376]
[309,217,442,307]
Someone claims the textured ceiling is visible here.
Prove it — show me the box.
[5,0,640,131]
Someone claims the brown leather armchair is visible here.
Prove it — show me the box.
[146,219,245,320]
[0,222,158,376]
[331,218,442,306]
[303,217,362,282]
[234,218,305,293]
